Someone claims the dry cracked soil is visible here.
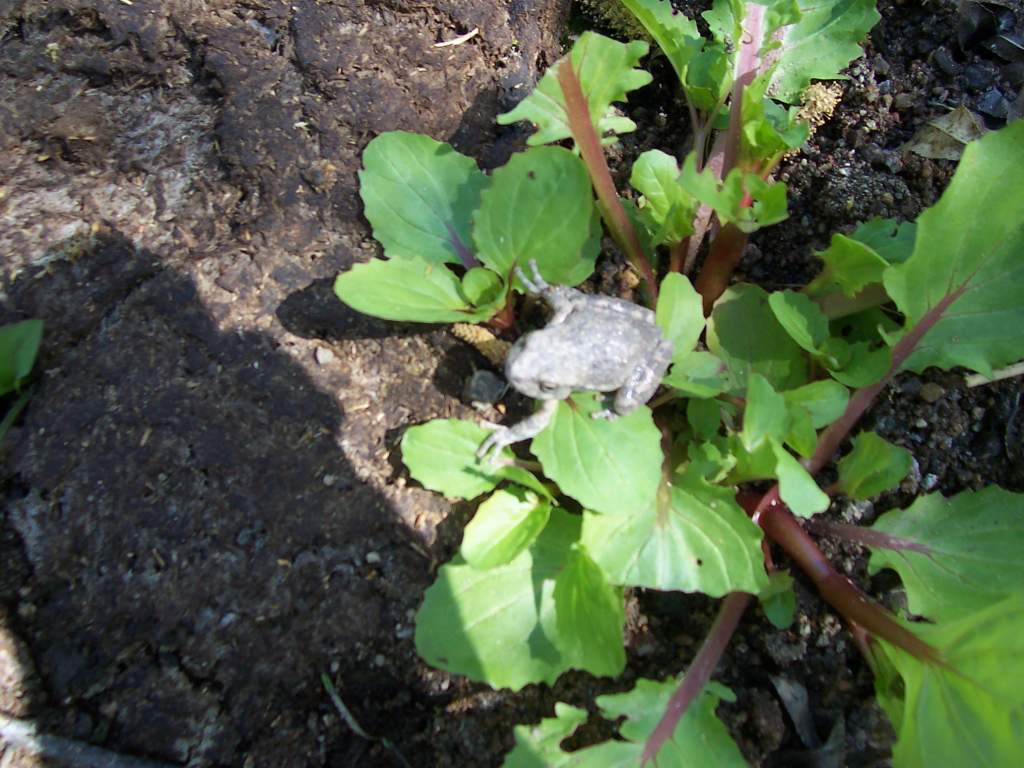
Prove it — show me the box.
[0,1,1022,767]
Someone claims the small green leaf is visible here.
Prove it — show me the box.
[461,487,551,569]
[871,594,1024,768]
[504,703,588,768]
[741,373,788,452]
[707,284,808,390]
[884,121,1024,376]
[401,419,520,499]
[849,217,916,265]
[759,571,797,630]
[768,290,831,354]
[582,478,769,596]
[416,509,607,690]
[783,380,849,428]
[687,398,721,440]
[532,393,662,517]
[784,404,817,459]
[630,150,697,245]
[656,273,705,364]
[728,434,777,483]
[827,341,891,387]
[768,0,882,104]
[741,74,810,165]
[808,233,890,298]
[836,432,913,500]
[461,267,505,308]
[664,351,733,397]
[358,132,486,264]
[686,439,737,483]
[553,545,626,677]
[772,439,829,517]
[497,32,652,145]
[0,319,43,396]
[334,257,494,323]
[473,146,596,286]
[679,156,789,232]
[867,487,1024,623]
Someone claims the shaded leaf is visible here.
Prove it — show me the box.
[334,257,495,323]
[836,431,913,500]
[867,487,1024,623]
[358,131,486,264]
[0,319,43,396]
[760,571,797,629]
[664,351,733,398]
[783,380,849,428]
[532,393,662,517]
[656,273,705,365]
[504,703,588,768]
[849,217,916,265]
[553,545,626,676]
[741,373,788,451]
[807,233,890,298]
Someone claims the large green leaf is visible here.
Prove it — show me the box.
[401,419,530,499]
[871,594,1024,768]
[630,150,697,245]
[883,122,1024,376]
[553,545,626,675]
[461,488,551,569]
[497,32,652,145]
[334,257,496,323]
[473,147,596,286]
[767,0,881,104]
[867,487,1024,623]
[655,273,705,365]
[504,677,746,767]
[358,132,486,264]
[416,509,624,690]
[531,393,662,517]
[619,0,702,84]
[581,477,769,596]
[0,319,43,396]
[707,284,808,390]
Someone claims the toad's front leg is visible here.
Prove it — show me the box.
[477,399,559,464]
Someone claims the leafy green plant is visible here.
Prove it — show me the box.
[334,1,1024,764]
[0,319,42,442]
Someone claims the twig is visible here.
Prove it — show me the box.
[0,713,177,768]
[321,673,412,768]
[433,28,479,48]
[966,361,1024,388]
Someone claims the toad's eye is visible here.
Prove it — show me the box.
[538,381,558,392]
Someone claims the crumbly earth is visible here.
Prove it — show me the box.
[0,1,1021,766]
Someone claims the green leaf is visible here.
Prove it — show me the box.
[582,477,769,596]
[768,290,838,363]
[871,594,1024,768]
[504,703,588,768]
[686,398,721,440]
[618,0,702,84]
[630,150,697,245]
[727,433,777,483]
[867,487,1024,623]
[740,74,810,166]
[678,156,788,232]
[741,373,788,452]
[461,487,551,569]
[771,439,829,517]
[334,257,495,323]
[664,351,733,398]
[828,341,891,387]
[497,32,652,146]
[553,545,626,676]
[686,439,737,483]
[401,419,526,499]
[836,431,912,500]
[532,393,662,517]
[849,217,916,265]
[707,284,808,390]
[473,146,596,287]
[759,571,797,629]
[358,132,486,265]
[461,267,505,309]
[0,319,43,396]
[883,122,1024,376]
[783,380,849,428]
[656,273,705,365]
[784,404,817,459]
[768,0,882,104]
[416,509,619,690]
[807,233,889,298]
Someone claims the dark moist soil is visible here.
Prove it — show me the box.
[0,1,1021,766]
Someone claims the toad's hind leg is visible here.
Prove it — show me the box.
[606,339,674,417]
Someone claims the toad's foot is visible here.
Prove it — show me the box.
[591,409,619,421]
[476,399,560,464]
[515,259,549,294]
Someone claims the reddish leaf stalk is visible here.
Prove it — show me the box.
[694,222,749,316]
[556,62,658,303]
[641,592,752,765]
[804,518,932,554]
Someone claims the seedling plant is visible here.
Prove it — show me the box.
[335,0,1024,764]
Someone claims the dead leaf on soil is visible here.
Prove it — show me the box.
[902,106,988,160]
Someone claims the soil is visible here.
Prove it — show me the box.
[0,1,1021,767]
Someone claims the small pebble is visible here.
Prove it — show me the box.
[315,347,335,365]
[373,654,387,667]
[921,473,940,491]
[322,474,337,486]
[919,382,946,403]
[365,551,381,564]
[914,418,928,429]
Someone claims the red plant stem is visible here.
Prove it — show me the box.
[755,487,943,663]
[556,62,657,303]
[808,281,969,474]
[668,238,687,274]
[641,592,752,765]
[694,222,749,316]
[804,518,931,554]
